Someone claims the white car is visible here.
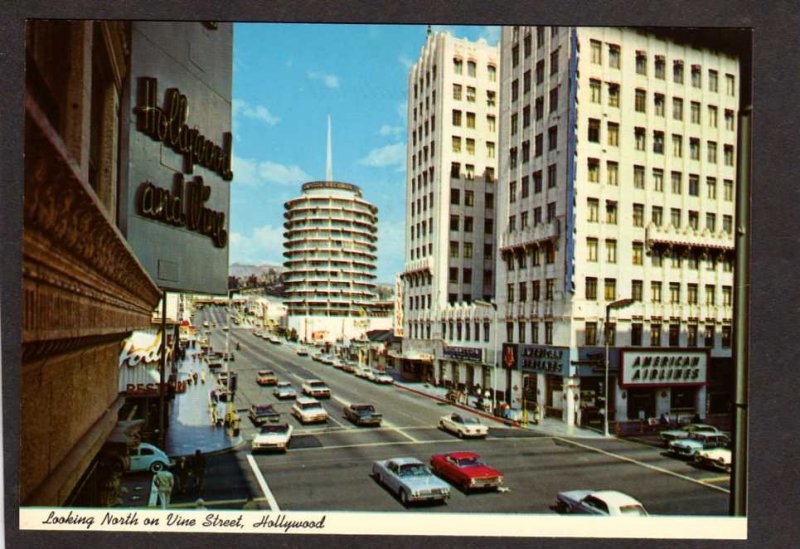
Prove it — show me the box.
[291,397,328,424]
[439,413,489,438]
[252,424,293,453]
[556,490,648,516]
[302,379,331,398]
[273,381,297,399]
[129,442,173,473]
[695,447,733,473]
[354,365,372,378]
[372,372,394,384]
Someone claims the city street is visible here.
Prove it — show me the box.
[191,306,730,516]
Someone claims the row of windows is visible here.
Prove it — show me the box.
[410,167,434,194]
[585,198,734,232]
[586,126,735,164]
[407,293,432,311]
[451,136,496,157]
[508,166,558,201]
[404,319,497,343]
[452,58,497,81]
[409,192,433,218]
[409,243,433,260]
[412,63,437,99]
[452,84,497,106]
[449,214,494,234]
[452,110,497,131]
[589,39,737,97]
[450,188,494,208]
[510,27,559,66]
[510,56,561,102]
[411,115,435,146]
[509,127,558,168]
[583,277,733,305]
[448,267,494,287]
[509,87,561,132]
[583,321,732,349]
[630,167,735,199]
[410,139,434,170]
[504,242,556,271]
[449,162,495,181]
[507,202,557,230]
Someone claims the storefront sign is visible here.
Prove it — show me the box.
[125,381,187,396]
[442,346,482,362]
[519,345,570,376]
[119,331,171,368]
[620,350,708,388]
[134,77,233,180]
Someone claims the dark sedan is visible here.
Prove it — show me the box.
[248,404,280,426]
[343,403,383,427]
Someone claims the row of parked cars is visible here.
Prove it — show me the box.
[310,352,394,384]
[660,423,733,473]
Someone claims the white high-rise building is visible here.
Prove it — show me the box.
[496,27,740,426]
[400,30,501,392]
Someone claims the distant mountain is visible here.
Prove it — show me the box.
[229,263,285,278]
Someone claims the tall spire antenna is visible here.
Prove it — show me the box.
[326,115,333,181]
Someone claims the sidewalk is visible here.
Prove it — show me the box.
[164,347,243,457]
[394,381,606,439]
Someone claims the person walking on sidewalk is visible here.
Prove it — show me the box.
[191,449,206,494]
[154,468,175,510]
[175,457,189,494]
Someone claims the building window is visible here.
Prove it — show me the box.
[450,241,459,258]
[631,323,643,346]
[466,111,476,128]
[688,283,698,304]
[724,145,735,166]
[606,201,617,224]
[606,161,618,186]
[449,267,458,283]
[465,190,474,206]
[588,199,599,222]
[723,179,734,201]
[535,59,544,84]
[453,84,462,100]
[608,84,620,107]
[669,282,681,304]
[704,325,715,347]
[721,326,732,348]
[655,55,665,79]
[585,322,598,345]
[707,177,717,199]
[654,93,665,117]
[688,138,700,160]
[632,279,643,302]
[692,65,702,88]
[632,203,645,228]
[726,73,736,96]
[608,44,620,68]
[708,105,718,128]
[511,80,519,102]
[590,79,601,103]
[672,134,683,157]
[651,324,662,346]
[450,188,460,204]
[706,212,716,232]
[449,214,459,232]
[606,239,617,263]
[550,49,559,75]
[634,165,645,189]
[636,51,647,75]
[689,174,699,196]
[521,176,530,198]
[652,205,663,226]
[673,97,683,120]
[486,192,494,209]
[687,325,698,347]
[467,60,477,77]
[451,162,460,178]
[452,136,462,153]
[709,69,718,92]
[651,281,662,303]
[487,114,496,132]
[671,171,682,194]
[463,242,473,258]
[548,126,558,149]
[604,278,617,300]
[488,64,497,82]
[673,60,684,84]
[631,242,643,265]
[549,87,559,113]
[546,278,555,300]
[723,214,732,233]
[588,158,600,182]
[545,321,553,344]
[454,58,463,74]
[587,237,598,262]
[466,86,476,102]
[585,277,598,300]
[669,324,680,347]
[464,216,474,232]
[518,321,526,343]
[588,118,601,143]
[653,131,664,154]
[635,89,646,113]
[691,101,701,124]
[590,39,602,64]
[705,284,716,305]
[466,138,475,155]
[725,109,735,131]
[635,127,646,151]
[606,122,619,147]
[547,202,557,222]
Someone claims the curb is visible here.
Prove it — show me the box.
[394,383,519,428]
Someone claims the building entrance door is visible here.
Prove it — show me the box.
[628,389,656,420]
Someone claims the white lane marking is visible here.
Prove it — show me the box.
[293,438,463,452]
[246,454,281,511]
[553,436,731,494]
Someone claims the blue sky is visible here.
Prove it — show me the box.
[229,23,500,284]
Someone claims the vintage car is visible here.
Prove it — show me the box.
[311,353,324,363]
[343,403,383,426]
[340,361,357,373]
[372,457,451,506]
[129,442,173,473]
[251,424,293,453]
[267,336,282,345]
[555,490,649,516]
[256,370,279,386]
[372,372,394,385]
[668,432,730,459]
[354,365,372,379]
[695,447,733,473]
[273,381,297,400]
[291,397,328,424]
[296,347,309,357]
[439,412,489,438]
[248,404,280,426]
[429,451,503,492]
[302,379,331,399]
[660,423,724,444]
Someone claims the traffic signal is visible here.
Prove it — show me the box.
[229,373,238,393]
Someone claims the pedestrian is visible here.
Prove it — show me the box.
[175,457,189,494]
[191,449,206,494]
[242,495,259,510]
[153,468,175,510]
[200,370,206,384]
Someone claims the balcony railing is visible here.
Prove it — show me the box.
[645,223,734,251]
[402,257,434,276]
[500,218,560,251]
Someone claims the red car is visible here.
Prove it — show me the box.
[429,451,504,492]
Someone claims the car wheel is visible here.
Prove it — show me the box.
[150,461,165,473]
[400,489,410,506]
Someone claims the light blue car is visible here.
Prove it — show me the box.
[372,457,451,506]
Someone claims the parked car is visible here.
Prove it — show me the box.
[248,404,280,426]
[660,423,724,445]
[251,424,293,453]
[555,490,649,516]
[372,457,451,506]
[273,381,297,400]
[439,412,489,438]
[256,370,279,386]
[129,442,173,473]
[372,372,394,385]
[311,353,324,363]
[268,336,282,345]
[354,365,372,378]
[343,403,383,426]
[302,379,331,399]
[668,432,730,459]
[296,347,309,357]
[695,447,733,473]
[340,361,357,373]
[429,451,504,492]
[291,397,328,424]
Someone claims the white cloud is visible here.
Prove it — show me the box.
[233,155,311,187]
[358,143,406,168]
[378,124,404,137]
[232,99,280,126]
[229,224,286,265]
[478,26,501,45]
[307,70,340,89]
[398,55,413,70]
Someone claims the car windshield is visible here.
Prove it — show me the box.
[254,406,274,413]
[619,505,648,516]
[460,416,480,425]
[260,425,287,434]
[398,464,430,477]
[310,382,326,388]
[301,402,322,410]
[456,457,484,467]
[354,405,375,412]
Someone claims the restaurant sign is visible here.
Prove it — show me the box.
[620,350,708,388]
[442,346,482,363]
[519,345,570,376]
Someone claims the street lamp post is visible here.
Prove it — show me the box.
[474,300,499,414]
[604,298,635,437]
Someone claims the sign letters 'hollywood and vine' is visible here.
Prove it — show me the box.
[133,76,232,248]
